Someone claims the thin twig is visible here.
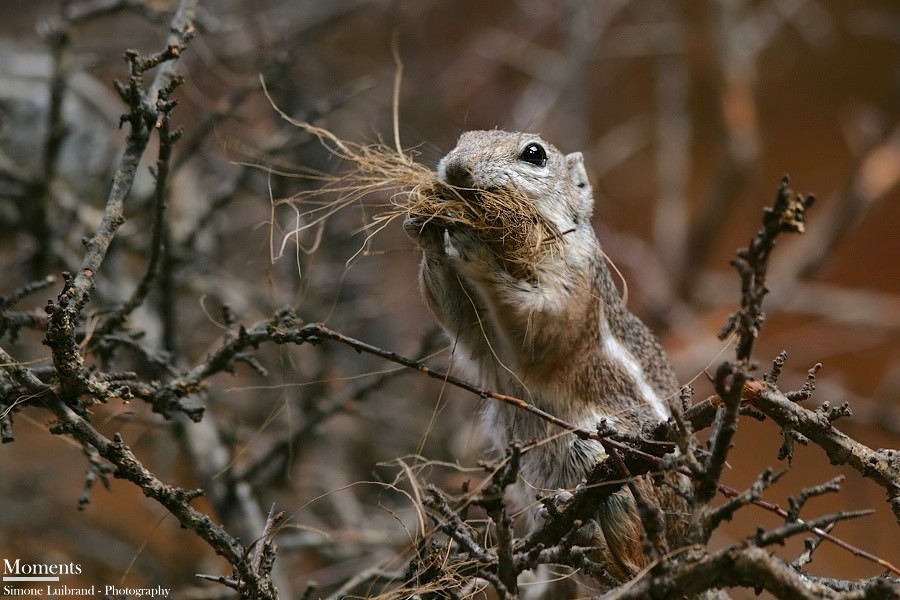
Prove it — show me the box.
[43,0,197,404]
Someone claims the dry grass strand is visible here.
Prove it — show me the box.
[278,121,563,276]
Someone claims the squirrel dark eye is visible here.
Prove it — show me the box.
[519,143,547,167]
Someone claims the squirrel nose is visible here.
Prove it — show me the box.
[441,159,473,187]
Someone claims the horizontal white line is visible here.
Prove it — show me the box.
[3,576,60,581]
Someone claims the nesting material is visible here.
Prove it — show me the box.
[291,123,562,274]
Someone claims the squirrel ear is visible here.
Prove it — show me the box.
[565,151,594,218]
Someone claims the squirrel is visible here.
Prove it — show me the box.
[404,130,687,584]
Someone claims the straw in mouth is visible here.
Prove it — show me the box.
[286,123,563,278]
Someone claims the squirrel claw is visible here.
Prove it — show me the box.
[444,229,462,258]
[555,489,574,502]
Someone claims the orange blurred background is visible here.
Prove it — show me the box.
[1,1,897,597]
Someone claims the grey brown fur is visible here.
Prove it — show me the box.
[405,130,687,583]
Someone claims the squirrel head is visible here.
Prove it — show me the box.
[437,130,595,234]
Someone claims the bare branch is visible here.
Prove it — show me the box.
[755,383,900,523]
[718,176,816,363]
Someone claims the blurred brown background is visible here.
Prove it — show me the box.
[0,1,898,598]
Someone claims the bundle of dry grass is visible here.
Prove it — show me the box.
[285,123,562,275]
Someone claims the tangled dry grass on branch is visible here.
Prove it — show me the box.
[262,102,563,274]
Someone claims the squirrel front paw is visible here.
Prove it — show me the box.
[403,215,444,251]
[405,215,483,263]
[535,488,575,521]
